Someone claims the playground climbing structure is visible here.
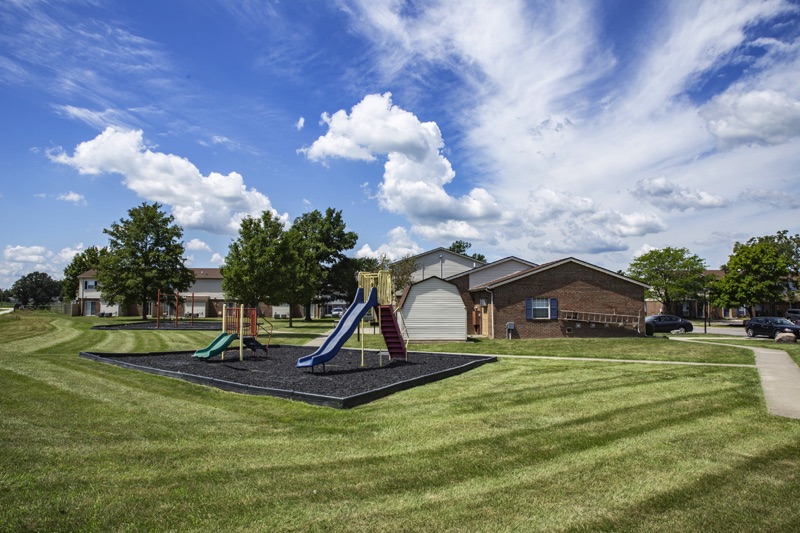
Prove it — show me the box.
[296,270,407,371]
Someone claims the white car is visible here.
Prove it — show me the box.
[331,307,344,318]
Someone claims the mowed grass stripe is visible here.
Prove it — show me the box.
[2,312,800,532]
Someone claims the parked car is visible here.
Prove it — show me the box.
[645,314,693,333]
[785,309,800,324]
[745,317,800,338]
[331,307,344,318]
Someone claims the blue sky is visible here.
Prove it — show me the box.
[2,0,800,288]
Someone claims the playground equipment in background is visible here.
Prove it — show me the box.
[296,270,407,371]
[193,304,273,360]
[155,289,202,328]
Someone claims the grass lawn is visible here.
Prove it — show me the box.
[2,311,800,531]
[346,333,753,364]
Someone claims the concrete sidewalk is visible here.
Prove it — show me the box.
[752,345,800,419]
[672,337,800,419]
[304,328,334,347]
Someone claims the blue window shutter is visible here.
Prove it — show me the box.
[550,298,558,320]
[525,298,533,320]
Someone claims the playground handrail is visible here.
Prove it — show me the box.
[394,308,411,348]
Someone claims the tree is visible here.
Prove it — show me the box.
[61,246,104,301]
[448,240,486,262]
[98,203,195,319]
[11,271,62,307]
[290,208,358,320]
[387,253,419,295]
[221,212,286,308]
[221,208,357,326]
[712,236,789,316]
[277,226,324,327]
[324,256,379,306]
[626,247,707,313]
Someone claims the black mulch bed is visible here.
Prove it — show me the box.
[91,320,221,331]
[80,346,496,408]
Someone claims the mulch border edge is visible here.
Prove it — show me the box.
[78,349,497,409]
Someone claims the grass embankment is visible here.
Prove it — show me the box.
[2,312,800,531]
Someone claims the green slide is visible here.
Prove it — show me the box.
[193,332,238,359]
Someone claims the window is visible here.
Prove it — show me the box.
[84,280,97,290]
[525,298,558,320]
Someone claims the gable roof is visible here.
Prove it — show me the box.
[393,247,487,267]
[397,275,459,309]
[469,257,651,291]
[193,268,222,279]
[445,256,538,281]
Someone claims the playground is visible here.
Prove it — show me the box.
[81,271,495,407]
[81,346,494,408]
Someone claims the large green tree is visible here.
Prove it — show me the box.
[712,235,790,316]
[290,208,358,320]
[98,203,195,319]
[221,208,357,326]
[61,246,104,301]
[11,271,62,307]
[626,247,707,313]
[221,212,286,308]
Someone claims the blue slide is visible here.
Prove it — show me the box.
[296,287,378,369]
[193,332,238,359]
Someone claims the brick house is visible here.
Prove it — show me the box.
[467,257,649,339]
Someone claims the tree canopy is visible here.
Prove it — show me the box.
[712,234,791,316]
[61,246,104,301]
[98,203,195,319]
[626,247,707,312]
[448,240,487,262]
[221,212,286,308]
[221,208,357,326]
[11,271,62,307]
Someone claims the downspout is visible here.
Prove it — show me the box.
[486,287,495,339]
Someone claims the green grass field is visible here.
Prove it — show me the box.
[2,311,800,531]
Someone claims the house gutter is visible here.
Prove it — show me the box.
[486,287,495,339]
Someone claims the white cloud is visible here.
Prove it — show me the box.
[4,245,48,264]
[631,177,727,211]
[57,191,87,206]
[0,243,84,286]
[186,238,211,251]
[295,117,305,131]
[49,127,288,234]
[54,105,135,130]
[355,226,424,261]
[210,253,224,264]
[340,0,799,270]
[702,89,800,147]
[739,188,800,209]
[301,93,507,242]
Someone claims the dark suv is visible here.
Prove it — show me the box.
[785,309,800,324]
[745,317,800,338]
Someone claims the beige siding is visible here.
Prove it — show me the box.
[468,259,532,289]
[399,278,466,341]
[412,251,481,282]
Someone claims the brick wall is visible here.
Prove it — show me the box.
[490,262,646,339]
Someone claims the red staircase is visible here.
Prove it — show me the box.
[379,305,407,360]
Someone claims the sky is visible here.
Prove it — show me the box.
[2,0,800,289]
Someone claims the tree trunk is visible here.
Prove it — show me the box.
[304,302,312,321]
[141,299,148,320]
